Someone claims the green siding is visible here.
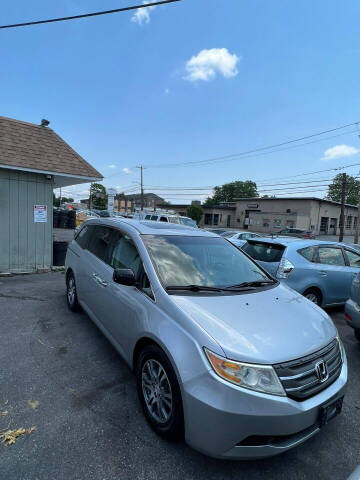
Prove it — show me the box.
[0,168,53,273]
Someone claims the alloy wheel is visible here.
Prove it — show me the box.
[305,292,318,304]
[67,276,76,306]
[141,359,173,424]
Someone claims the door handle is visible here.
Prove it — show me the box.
[318,271,327,276]
[92,272,108,287]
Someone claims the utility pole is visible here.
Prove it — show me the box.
[137,166,144,211]
[355,203,360,244]
[339,173,346,242]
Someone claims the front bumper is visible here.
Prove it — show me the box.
[345,299,360,330]
[183,358,347,459]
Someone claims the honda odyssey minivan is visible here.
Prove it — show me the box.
[65,218,347,459]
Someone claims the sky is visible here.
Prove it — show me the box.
[1,0,360,203]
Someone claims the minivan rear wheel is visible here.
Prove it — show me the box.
[136,344,184,440]
[303,288,321,306]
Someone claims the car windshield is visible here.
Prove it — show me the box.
[242,241,285,263]
[221,231,238,238]
[179,217,197,228]
[142,235,271,289]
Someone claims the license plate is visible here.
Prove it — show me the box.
[319,396,344,427]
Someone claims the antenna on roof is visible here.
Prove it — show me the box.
[41,118,50,127]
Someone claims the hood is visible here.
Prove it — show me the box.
[170,284,336,364]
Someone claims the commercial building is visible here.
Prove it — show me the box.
[0,116,102,274]
[167,197,359,235]
[123,193,165,210]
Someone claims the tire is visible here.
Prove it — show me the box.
[66,272,81,312]
[303,288,322,306]
[355,329,360,342]
[136,344,184,440]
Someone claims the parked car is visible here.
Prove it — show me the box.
[65,219,346,459]
[278,228,315,239]
[222,230,262,247]
[242,237,360,306]
[345,273,360,342]
[205,228,229,235]
[134,212,198,228]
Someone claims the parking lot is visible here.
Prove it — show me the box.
[0,271,359,480]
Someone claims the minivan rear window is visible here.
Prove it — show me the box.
[242,241,285,263]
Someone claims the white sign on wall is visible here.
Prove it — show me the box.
[34,205,47,223]
[107,188,116,214]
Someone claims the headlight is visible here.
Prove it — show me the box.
[336,334,346,363]
[204,348,285,396]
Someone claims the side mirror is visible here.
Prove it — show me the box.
[113,268,136,286]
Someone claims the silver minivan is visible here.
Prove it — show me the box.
[65,218,347,459]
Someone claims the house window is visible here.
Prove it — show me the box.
[213,214,219,225]
[346,215,352,229]
[263,219,270,228]
[204,213,212,225]
[273,219,282,228]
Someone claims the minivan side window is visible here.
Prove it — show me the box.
[87,226,113,263]
[151,215,158,221]
[75,225,94,249]
[145,215,151,220]
[317,247,345,266]
[109,231,142,276]
[345,249,360,268]
[298,246,316,262]
[160,216,168,222]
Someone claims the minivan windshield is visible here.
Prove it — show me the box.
[142,235,272,290]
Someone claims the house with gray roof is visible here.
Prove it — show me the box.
[0,116,103,273]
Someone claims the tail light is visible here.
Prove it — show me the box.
[304,234,311,239]
[345,313,352,323]
[277,258,294,279]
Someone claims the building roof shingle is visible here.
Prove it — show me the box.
[0,116,102,180]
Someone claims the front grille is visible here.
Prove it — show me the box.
[274,339,342,401]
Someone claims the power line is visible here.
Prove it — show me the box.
[257,184,331,193]
[254,161,360,183]
[144,178,335,190]
[0,0,181,30]
[141,123,359,169]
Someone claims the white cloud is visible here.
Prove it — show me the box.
[131,1,156,25]
[122,167,132,174]
[184,48,240,82]
[321,144,359,161]
[107,164,117,169]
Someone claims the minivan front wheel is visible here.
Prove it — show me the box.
[66,272,81,312]
[303,288,321,306]
[136,345,184,440]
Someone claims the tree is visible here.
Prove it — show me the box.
[53,193,74,207]
[326,174,360,206]
[186,204,203,224]
[204,180,258,206]
[90,183,108,210]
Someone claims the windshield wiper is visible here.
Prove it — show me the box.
[227,280,276,289]
[165,285,225,292]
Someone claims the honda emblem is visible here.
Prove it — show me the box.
[315,360,328,383]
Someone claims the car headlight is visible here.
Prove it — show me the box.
[336,334,346,363]
[204,348,285,396]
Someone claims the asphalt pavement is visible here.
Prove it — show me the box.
[0,272,359,480]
